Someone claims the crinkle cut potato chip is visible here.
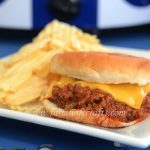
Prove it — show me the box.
[5,76,47,106]
[34,20,99,43]
[10,100,45,115]
[0,49,62,93]
[34,20,107,52]
[0,20,107,113]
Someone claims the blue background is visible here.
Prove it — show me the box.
[33,0,97,29]
[0,26,150,149]
[0,0,150,30]
[126,0,150,6]
[0,0,4,4]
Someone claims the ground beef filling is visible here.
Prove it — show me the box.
[49,84,150,123]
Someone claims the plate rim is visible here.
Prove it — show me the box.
[0,108,149,148]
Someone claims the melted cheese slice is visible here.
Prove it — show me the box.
[46,76,150,109]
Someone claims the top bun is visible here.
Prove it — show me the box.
[50,52,150,85]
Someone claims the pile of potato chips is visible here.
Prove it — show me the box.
[0,20,107,114]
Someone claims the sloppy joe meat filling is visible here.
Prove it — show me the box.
[48,84,150,123]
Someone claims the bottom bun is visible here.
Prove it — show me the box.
[42,99,145,128]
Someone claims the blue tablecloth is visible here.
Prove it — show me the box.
[0,27,150,150]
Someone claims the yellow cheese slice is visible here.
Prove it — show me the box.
[46,76,150,109]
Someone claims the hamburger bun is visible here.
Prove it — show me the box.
[42,99,142,128]
[50,52,150,85]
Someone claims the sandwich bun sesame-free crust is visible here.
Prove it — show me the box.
[42,99,143,128]
[50,52,150,85]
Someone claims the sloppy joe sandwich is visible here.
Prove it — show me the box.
[42,52,150,128]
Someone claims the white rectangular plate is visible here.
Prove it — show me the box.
[0,46,150,148]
